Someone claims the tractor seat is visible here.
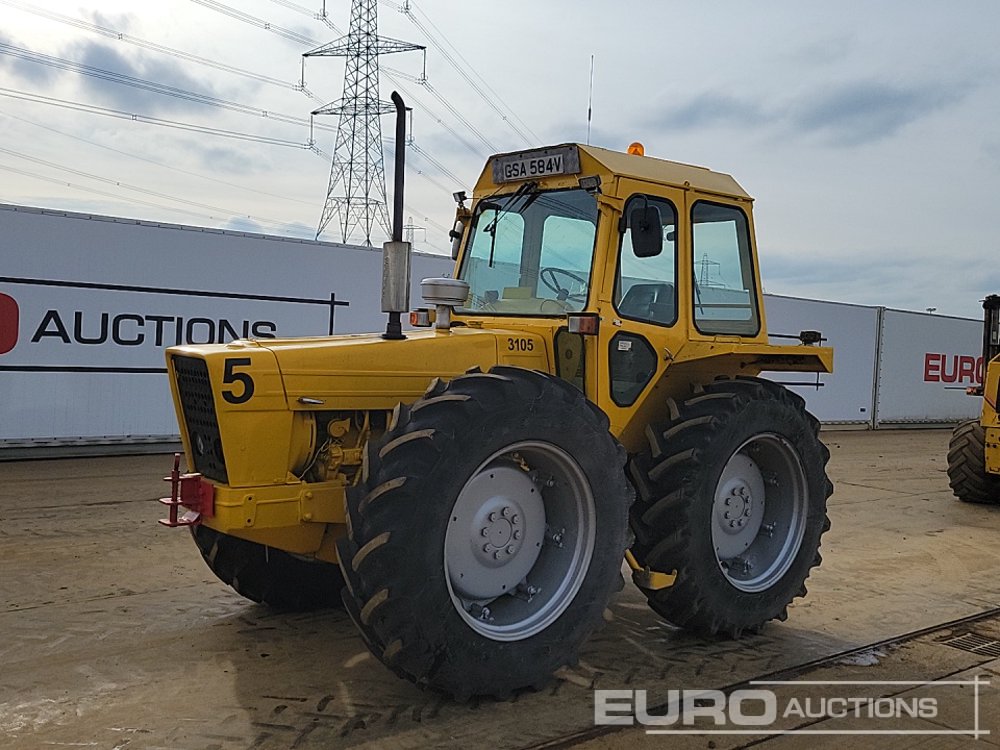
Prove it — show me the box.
[618,282,676,324]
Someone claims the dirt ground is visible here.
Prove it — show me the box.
[1,429,999,749]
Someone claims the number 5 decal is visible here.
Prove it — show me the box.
[222,357,255,404]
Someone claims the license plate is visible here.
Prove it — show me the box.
[493,145,581,183]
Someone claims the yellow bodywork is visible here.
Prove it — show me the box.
[983,357,1000,474]
[165,143,833,564]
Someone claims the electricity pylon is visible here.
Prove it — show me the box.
[305,0,423,245]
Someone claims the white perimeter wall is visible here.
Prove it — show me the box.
[764,295,982,427]
[0,204,451,448]
[0,204,985,449]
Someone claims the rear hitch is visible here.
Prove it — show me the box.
[158,453,214,527]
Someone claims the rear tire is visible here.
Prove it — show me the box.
[948,420,1000,504]
[191,525,344,611]
[337,367,632,699]
[628,376,832,637]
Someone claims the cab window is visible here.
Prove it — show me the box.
[458,188,598,315]
[691,201,760,335]
[614,195,677,326]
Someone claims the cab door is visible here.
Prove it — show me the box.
[593,179,690,445]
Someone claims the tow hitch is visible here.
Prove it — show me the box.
[158,453,214,527]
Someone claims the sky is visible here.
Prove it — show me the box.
[1,0,998,319]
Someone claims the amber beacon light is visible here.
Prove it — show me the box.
[627,141,645,156]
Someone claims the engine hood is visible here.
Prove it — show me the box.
[207,327,549,411]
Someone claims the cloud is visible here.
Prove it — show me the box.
[650,93,767,131]
[782,35,854,68]
[186,143,263,176]
[223,216,264,234]
[642,78,970,148]
[274,221,315,240]
[0,35,219,110]
[982,140,1000,170]
[85,10,134,34]
[762,252,906,288]
[70,40,218,113]
[789,80,967,146]
[0,32,60,86]
[759,251,985,318]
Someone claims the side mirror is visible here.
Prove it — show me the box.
[630,205,663,258]
[449,219,465,260]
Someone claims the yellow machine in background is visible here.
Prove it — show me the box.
[948,295,1000,502]
[160,101,834,698]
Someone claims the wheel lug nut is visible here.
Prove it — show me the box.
[481,527,489,537]
[506,545,515,555]
[724,511,731,519]
[494,550,503,560]
[489,512,497,522]
[502,506,511,517]
[511,514,519,524]
[513,530,521,540]
[483,543,492,552]
[725,497,732,505]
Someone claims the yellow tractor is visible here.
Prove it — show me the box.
[948,295,1000,503]
[159,98,834,698]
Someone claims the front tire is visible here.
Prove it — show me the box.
[337,367,632,699]
[628,376,832,637]
[948,420,1000,504]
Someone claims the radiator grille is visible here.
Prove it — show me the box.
[172,355,228,483]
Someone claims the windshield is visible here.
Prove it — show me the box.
[457,187,599,315]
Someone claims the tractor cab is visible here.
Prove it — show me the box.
[441,143,830,449]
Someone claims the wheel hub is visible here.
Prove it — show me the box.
[712,455,766,559]
[447,464,546,600]
[443,440,598,642]
[720,483,754,530]
[711,434,808,593]
[475,502,525,565]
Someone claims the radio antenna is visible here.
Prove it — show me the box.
[587,54,595,145]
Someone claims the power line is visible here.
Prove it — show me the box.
[1,110,317,207]
[0,145,310,233]
[0,0,491,238]
[1,85,453,205]
[0,162,234,225]
[3,158,446,250]
[196,0,493,166]
[0,109,454,237]
[180,0,493,185]
[407,139,463,185]
[0,87,318,149]
[407,1,539,142]
[384,0,540,146]
[0,41,336,133]
[383,65,494,155]
[0,0,323,102]
[269,0,344,33]
[189,0,318,46]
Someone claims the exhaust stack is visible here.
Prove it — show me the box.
[381,91,411,340]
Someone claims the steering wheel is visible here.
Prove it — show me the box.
[540,267,588,303]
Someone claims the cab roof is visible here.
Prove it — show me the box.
[475,143,752,201]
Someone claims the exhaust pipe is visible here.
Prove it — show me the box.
[381,91,410,341]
